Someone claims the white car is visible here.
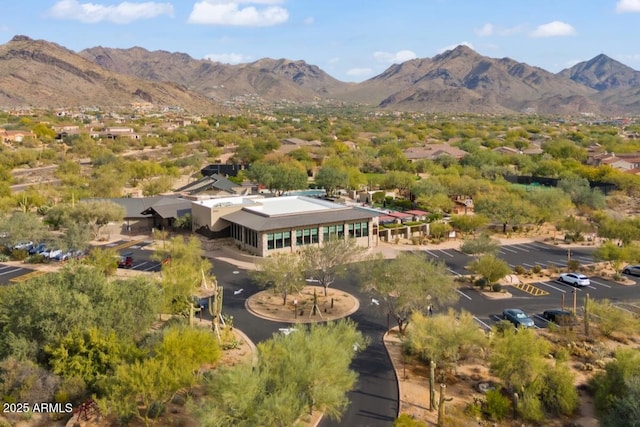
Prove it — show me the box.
[559,272,590,287]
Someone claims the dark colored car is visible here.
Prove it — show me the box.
[542,309,577,326]
[118,252,134,268]
[502,308,535,328]
[28,242,47,255]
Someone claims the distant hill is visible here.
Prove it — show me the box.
[558,54,640,91]
[0,35,218,112]
[3,35,640,115]
[341,45,598,114]
[79,47,351,102]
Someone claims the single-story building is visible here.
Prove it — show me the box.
[191,196,378,256]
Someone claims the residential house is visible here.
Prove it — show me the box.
[403,144,468,162]
[175,174,248,197]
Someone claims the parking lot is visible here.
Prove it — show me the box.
[423,241,597,276]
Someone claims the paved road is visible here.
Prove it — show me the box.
[209,260,399,427]
[3,240,640,427]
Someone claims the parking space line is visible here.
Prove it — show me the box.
[143,264,159,272]
[457,289,472,300]
[447,268,461,276]
[473,316,491,330]
[512,245,530,252]
[133,262,149,269]
[500,246,518,253]
[424,250,439,258]
[522,263,535,268]
[438,250,455,258]
[0,267,23,276]
[548,260,567,267]
[537,281,567,294]
[588,279,612,289]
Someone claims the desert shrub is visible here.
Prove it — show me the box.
[475,277,488,289]
[567,260,580,271]
[10,248,28,261]
[491,283,502,292]
[531,264,542,274]
[0,254,9,262]
[519,392,545,423]
[514,265,526,274]
[484,389,511,421]
[540,365,579,416]
[394,413,427,426]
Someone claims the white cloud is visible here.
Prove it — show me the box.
[476,23,494,37]
[616,0,640,12]
[530,21,576,37]
[204,52,251,64]
[346,68,373,77]
[303,16,314,25]
[475,23,525,37]
[373,50,417,64]
[188,1,289,26]
[48,0,173,24]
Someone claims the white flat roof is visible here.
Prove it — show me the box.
[192,195,263,209]
[244,196,347,216]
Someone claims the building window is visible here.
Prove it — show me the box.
[361,222,368,237]
[296,228,318,245]
[337,224,344,238]
[348,223,354,238]
[267,231,292,250]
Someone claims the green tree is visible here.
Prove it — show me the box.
[45,328,138,392]
[359,252,459,333]
[249,252,304,305]
[594,242,640,275]
[474,191,534,233]
[490,327,549,392]
[558,176,606,210]
[588,299,640,338]
[460,233,500,258]
[600,375,640,427]
[247,156,308,196]
[314,165,348,196]
[591,348,640,416]
[152,236,215,317]
[193,319,366,426]
[301,237,366,296]
[0,265,161,360]
[104,325,221,425]
[404,309,487,369]
[468,254,511,285]
[84,246,119,276]
[450,214,489,236]
[0,211,49,248]
[69,200,125,240]
[539,363,579,416]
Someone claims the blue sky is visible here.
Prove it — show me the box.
[1,0,640,82]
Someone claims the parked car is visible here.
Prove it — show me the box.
[13,241,34,251]
[542,309,577,327]
[502,308,535,328]
[45,248,62,259]
[28,243,47,255]
[558,272,590,287]
[622,265,640,276]
[118,252,134,268]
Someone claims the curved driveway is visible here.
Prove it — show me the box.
[211,259,399,427]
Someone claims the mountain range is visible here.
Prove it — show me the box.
[2,35,640,115]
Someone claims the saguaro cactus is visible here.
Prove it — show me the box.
[429,360,436,411]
